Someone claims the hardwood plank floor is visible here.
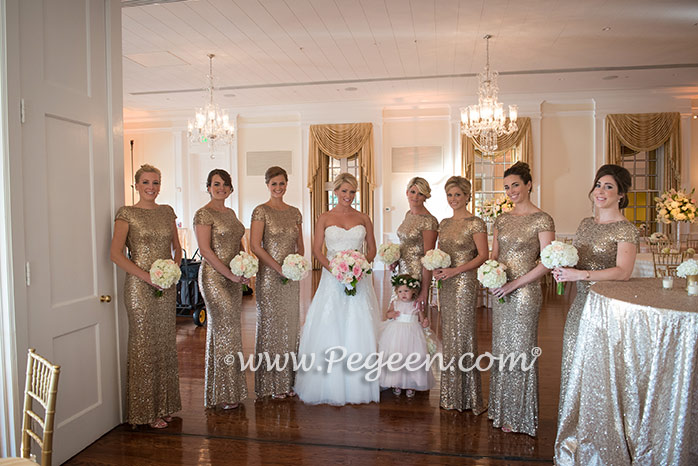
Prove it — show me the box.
[65,271,571,465]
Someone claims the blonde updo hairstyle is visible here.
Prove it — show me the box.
[333,172,358,191]
[444,176,472,203]
[406,177,431,199]
[134,164,161,183]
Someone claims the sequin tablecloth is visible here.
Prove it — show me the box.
[555,278,698,465]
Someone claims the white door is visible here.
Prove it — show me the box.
[14,0,122,463]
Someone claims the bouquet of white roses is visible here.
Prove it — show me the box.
[655,188,697,224]
[377,242,401,265]
[149,259,182,297]
[330,250,372,296]
[230,251,259,279]
[421,248,452,288]
[676,258,698,278]
[541,241,579,295]
[281,254,310,284]
[478,196,514,219]
[649,232,668,244]
[477,259,507,303]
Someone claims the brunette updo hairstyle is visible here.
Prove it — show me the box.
[444,176,472,203]
[503,161,533,193]
[589,164,632,209]
[265,166,288,184]
[333,172,358,191]
[206,169,232,188]
[406,177,432,199]
[134,164,161,183]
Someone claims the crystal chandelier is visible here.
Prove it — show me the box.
[460,35,518,154]
[188,54,234,149]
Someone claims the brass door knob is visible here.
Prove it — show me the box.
[100,295,112,303]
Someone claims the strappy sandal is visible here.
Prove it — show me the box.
[406,389,415,398]
[149,418,168,429]
[392,387,402,396]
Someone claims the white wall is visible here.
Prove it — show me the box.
[122,90,697,248]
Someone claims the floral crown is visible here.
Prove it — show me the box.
[390,274,421,291]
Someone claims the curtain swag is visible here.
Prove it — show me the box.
[606,112,681,189]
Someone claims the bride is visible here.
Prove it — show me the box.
[294,173,381,405]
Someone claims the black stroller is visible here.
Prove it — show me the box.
[177,249,206,326]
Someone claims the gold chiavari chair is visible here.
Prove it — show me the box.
[686,238,698,251]
[648,240,672,254]
[0,349,60,466]
[652,251,684,277]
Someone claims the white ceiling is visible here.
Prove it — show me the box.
[121,0,698,118]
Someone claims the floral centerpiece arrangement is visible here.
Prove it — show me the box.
[655,188,697,224]
[477,259,507,303]
[648,232,668,244]
[281,254,310,284]
[377,242,401,265]
[676,259,698,279]
[149,259,182,297]
[421,249,452,288]
[540,241,579,295]
[330,250,372,296]
[478,196,514,220]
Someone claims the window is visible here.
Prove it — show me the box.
[621,145,663,234]
[325,154,361,211]
[473,145,521,218]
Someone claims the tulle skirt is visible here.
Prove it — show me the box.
[378,321,435,390]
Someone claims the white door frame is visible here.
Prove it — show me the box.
[0,0,126,457]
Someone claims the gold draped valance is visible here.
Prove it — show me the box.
[461,117,533,207]
[307,123,375,268]
[606,112,681,189]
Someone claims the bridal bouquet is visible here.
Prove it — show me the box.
[330,250,372,296]
[655,188,697,224]
[377,242,400,265]
[149,259,182,297]
[230,251,259,279]
[281,254,310,284]
[541,241,579,295]
[676,258,698,278]
[421,248,451,288]
[478,196,514,219]
[477,260,507,303]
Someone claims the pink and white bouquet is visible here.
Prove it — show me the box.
[230,251,259,279]
[421,248,452,288]
[478,196,514,220]
[330,250,372,296]
[377,242,401,265]
[541,241,579,295]
[149,259,182,297]
[477,259,507,303]
[649,232,668,244]
[281,254,310,284]
[655,188,697,224]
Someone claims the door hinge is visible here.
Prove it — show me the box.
[20,98,25,124]
[25,261,30,286]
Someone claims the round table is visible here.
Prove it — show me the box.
[555,278,698,465]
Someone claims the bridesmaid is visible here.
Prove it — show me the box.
[489,161,555,436]
[432,176,488,413]
[250,166,304,399]
[396,177,438,318]
[553,164,638,411]
[110,164,182,429]
[194,169,248,409]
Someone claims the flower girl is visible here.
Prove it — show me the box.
[379,275,435,397]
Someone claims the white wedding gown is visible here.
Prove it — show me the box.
[294,225,381,405]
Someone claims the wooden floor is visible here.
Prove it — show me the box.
[65,271,571,465]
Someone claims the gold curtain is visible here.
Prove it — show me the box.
[606,112,681,190]
[308,123,375,267]
[461,117,532,208]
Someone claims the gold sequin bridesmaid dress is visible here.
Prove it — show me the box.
[194,207,248,407]
[116,205,181,425]
[396,211,438,280]
[438,216,487,413]
[489,211,554,436]
[251,204,303,397]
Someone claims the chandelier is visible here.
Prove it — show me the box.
[460,35,518,154]
[188,53,234,149]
